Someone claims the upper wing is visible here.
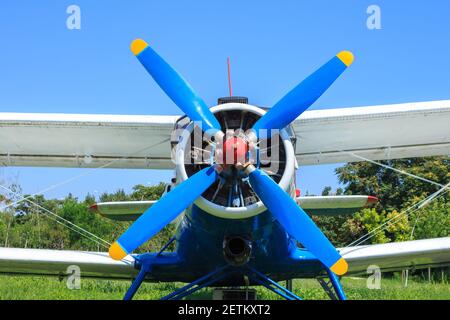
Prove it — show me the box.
[0,100,449,169]
[293,100,450,165]
[340,237,450,275]
[0,113,178,169]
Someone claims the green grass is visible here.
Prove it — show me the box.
[0,275,448,300]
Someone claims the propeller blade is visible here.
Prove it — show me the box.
[109,166,219,260]
[131,39,222,135]
[246,166,348,275]
[251,51,353,137]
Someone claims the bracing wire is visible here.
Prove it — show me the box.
[338,149,450,248]
[344,189,448,249]
[0,184,111,249]
[341,191,448,258]
[341,151,450,191]
[2,138,171,210]
[0,137,171,250]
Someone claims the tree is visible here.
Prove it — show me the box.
[336,156,449,212]
[334,156,448,244]
[312,214,364,247]
[410,198,450,240]
[0,182,174,253]
[0,156,447,253]
[131,183,166,201]
[99,189,129,202]
[321,186,332,196]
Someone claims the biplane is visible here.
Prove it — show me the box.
[0,39,449,300]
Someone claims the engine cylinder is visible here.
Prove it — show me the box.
[174,103,297,219]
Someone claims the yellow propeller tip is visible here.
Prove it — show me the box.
[130,39,148,56]
[337,51,354,67]
[330,257,348,275]
[109,242,127,260]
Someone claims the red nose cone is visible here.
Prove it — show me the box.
[223,136,248,165]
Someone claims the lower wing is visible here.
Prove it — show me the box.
[0,247,137,280]
[91,195,378,221]
[340,237,450,275]
[1,237,448,280]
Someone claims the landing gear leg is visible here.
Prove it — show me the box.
[123,264,151,300]
[245,266,302,300]
[318,268,347,300]
[160,265,230,300]
[286,279,293,292]
[327,268,347,300]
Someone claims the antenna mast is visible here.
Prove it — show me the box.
[227,57,233,97]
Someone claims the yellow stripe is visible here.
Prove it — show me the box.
[330,257,348,275]
[336,51,354,67]
[109,241,127,260]
[130,39,148,56]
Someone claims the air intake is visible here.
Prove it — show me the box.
[218,96,248,105]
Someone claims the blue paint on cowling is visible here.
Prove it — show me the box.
[248,168,342,271]
[124,173,339,285]
[252,55,347,136]
[117,166,218,254]
[135,45,222,134]
[176,206,294,270]
[134,204,326,285]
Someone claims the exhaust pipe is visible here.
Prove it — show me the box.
[223,235,252,266]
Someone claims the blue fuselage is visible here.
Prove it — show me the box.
[140,205,324,285]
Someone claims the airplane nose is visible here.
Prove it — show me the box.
[222,136,248,166]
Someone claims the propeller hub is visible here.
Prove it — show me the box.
[222,136,248,166]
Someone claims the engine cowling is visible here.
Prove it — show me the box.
[173,102,297,219]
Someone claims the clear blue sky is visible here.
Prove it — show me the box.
[0,1,449,199]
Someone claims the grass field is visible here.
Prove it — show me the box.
[0,275,448,300]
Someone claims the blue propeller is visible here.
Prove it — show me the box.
[250,51,353,138]
[244,52,353,274]
[131,39,223,136]
[110,39,351,275]
[246,165,348,275]
[109,166,219,260]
